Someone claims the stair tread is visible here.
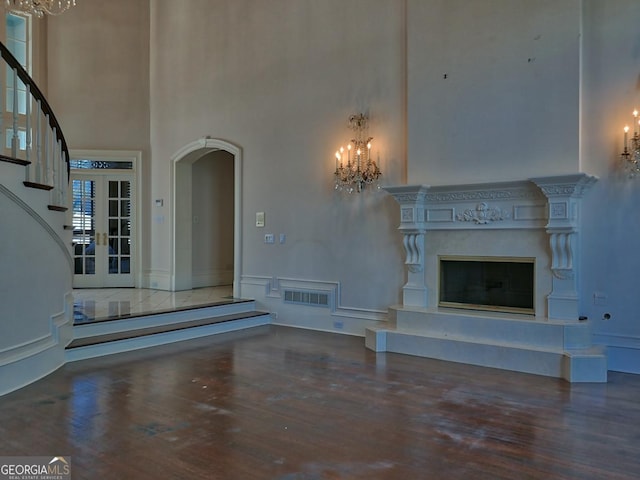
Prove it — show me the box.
[24,180,54,191]
[75,298,253,325]
[48,204,68,212]
[0,154,29,166]
[67,310,270,349]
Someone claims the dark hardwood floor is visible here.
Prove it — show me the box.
[1,325,639,479]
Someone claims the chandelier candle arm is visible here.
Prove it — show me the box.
[4,0,77,17]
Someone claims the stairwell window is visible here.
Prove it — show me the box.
[5,127,25,150]
[3,12,31,152]
[5,13,30,114]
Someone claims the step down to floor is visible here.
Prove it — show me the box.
[366,306,607,383]
[67,305,271,362]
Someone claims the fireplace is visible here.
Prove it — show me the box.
[439,256,535,315]
[383,174,597,320]
[367,176,608,383]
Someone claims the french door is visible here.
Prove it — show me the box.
[71,173,135,288]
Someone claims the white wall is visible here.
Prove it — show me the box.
[40,0,640,371]
[407,0,581,185]
[149,0,406,319]
[580,0,640,373]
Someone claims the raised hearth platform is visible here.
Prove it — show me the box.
[365,306,607,383]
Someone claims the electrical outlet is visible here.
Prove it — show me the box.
[264,234,275,244]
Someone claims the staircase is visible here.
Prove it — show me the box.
[366,306,607,383]
[0,40,75,397]
[66,300,271,362]
[0,40,268,395]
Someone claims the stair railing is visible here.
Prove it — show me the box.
[0,41,70,210]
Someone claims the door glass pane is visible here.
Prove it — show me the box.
[72,179,96,276]
[109,237,118,254]
[121,238,130,255]
[121,258,130,274]
[107,180,131,276]
[70,159,133,170]
[85,257,95,275]
[121,219,130,236]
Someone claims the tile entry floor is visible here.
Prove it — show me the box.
[73,285,234,324]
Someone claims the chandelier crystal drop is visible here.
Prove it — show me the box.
[4,0,76,17]
[621,109,640,178]
[334,113,382,193]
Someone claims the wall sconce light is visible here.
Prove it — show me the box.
[334,113,382,193]
[621,110,640,178]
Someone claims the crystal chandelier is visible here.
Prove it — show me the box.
[4,0,76,17]
[621,109,640,178]
[334,113,382,193]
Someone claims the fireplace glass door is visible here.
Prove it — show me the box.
[439,256,534,315]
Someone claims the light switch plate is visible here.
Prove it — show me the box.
[256,212,265,227]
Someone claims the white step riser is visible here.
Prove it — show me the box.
[394,310,592,350]
[74,301,256,338]
[66,314,271,362]
[368,330,607,383]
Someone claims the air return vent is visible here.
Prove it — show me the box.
[283,289,330,308]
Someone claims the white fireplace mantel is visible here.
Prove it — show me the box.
[384,174,597,320]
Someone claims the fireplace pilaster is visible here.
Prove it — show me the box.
[383,185,430,307]
[531,174,598,320]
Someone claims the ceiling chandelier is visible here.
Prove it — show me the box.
[334,113,382,193]
[621,109,640,178]
[4,0,76,17]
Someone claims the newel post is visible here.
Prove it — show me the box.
[383,185,430,307]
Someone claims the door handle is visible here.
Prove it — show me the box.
[96,233,100,246]
[103,232,108,246]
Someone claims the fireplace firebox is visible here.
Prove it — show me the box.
[439,256,535,315]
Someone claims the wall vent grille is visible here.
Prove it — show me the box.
[283,289,330,308]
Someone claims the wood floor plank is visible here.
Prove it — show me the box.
[0,325,639,479]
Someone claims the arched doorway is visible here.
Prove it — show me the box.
[171,138,242,296]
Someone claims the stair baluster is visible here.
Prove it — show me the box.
[0,41,70,211]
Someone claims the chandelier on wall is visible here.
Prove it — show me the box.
[334,113,382,193]
[621,109,640,178]
[4,0,76,17]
